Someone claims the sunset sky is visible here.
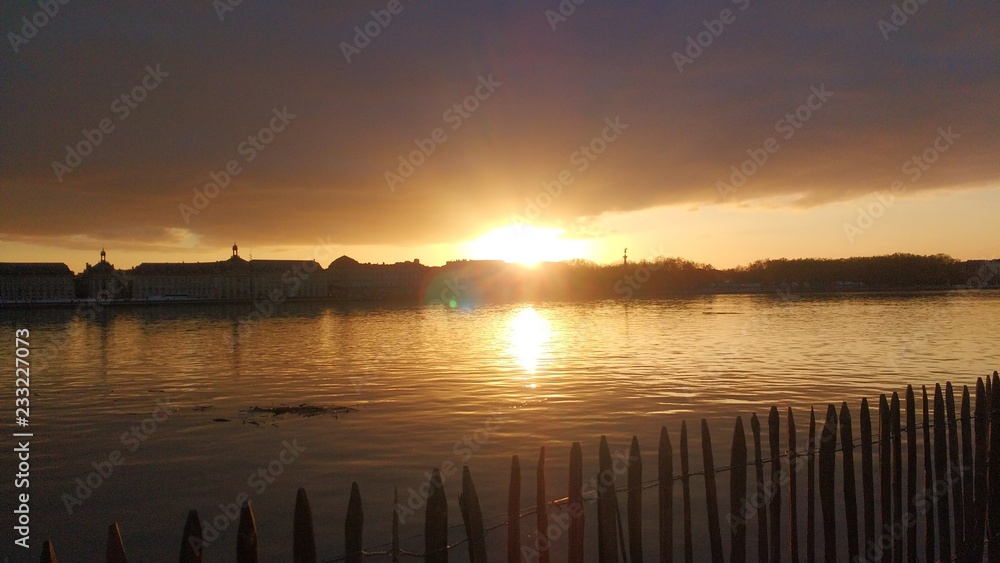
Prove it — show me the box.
[2,1,998,272]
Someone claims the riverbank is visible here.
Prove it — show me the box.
[0,285,995,310]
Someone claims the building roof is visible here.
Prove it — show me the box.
[329,255,360,268]
[0,263,73,276]
[131,257,320,275]
[328,256,427,270]
[81,261,116,275]
[132,262,237,275]
[246,259,323,272]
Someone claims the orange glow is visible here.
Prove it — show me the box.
[465,225,588,266]
[507,306,552,375]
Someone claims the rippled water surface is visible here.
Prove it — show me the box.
[1,292,997,561]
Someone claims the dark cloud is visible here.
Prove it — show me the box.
[2,1,998,250]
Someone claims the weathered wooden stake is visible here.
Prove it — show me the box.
[106,523,127,563]
[236,501,259,563]
[680,422,693,563]
[701,419,723,562]
[658,427,673,563]
[878,394,891,563]
[806,407,815,563]
[890,392,902,560]
[768,407,781,563]
[392,488,401,563]
[933,383,952,560]
[840,402,859,561]
[597,435,618,563]
[945,382,964,553]
[628,435,643,562]
[922,386,935,560]
[179,510,203,563]
[293,488,317,563]
[459,466,487,563]
[819,404,837,562]
[787,407,799,563]
[569,444,584,563]
[730,416,748,563]
[508,455,521,563]
[860,398,875,557]
[989,372,1000,563]
[41,540,58,563]
[960,385,973,561]
[536,447,549,563]
[905,386,917,561]
[425,468,448,563]
[346,482,363,563]
[751,413,769,563]
[973,378,989,560]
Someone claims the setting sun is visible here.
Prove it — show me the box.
[465,225,588,266]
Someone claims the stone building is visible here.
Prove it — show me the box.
[75,249,130,300]
[129,244,325,301]
[326,256,427,300]
[0,263,75,303]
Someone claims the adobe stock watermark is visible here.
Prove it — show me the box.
[429,274,468,309]
[877,0,932,41]
[774,281,802,302]
[7,0,71,54]
[887,330,930,375]
[726,411,837,528]
[224,236,338,350]
[51,64,169,183]
[511,116,628,229]
[966,260,1000,288]
[384,74,501,192]
[394,413,507,523]
[843,126,959,243]
[522,443,635,561]
[340,0,413,64]
[212,0,249,22]
[190,440,306,552]
[544,0,586,31]
[856,460,965,562]
[61,398,173,514]
[32,269,130,373]
[614,246,667,299]
[672,0,750,73]
[716,84,834,201]
[179,106,296,224]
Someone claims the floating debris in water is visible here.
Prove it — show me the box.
[212,418,230,422]
[243,404,356,418]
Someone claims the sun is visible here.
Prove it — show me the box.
[465,225,588,266]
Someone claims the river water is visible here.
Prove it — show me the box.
[1,291,997,561]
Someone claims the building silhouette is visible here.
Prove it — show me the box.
[326,256,426,300]
[0,263,74,302]
[4,248,992,306]
[76,249,129,300]
[130,244,325,301]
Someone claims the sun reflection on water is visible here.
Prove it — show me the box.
[507,306,552,377]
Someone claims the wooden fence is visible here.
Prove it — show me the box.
[40,372,1000,562]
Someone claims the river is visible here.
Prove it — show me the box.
[0,291,997,561]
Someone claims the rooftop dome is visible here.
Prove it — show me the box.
[329,255,360,268]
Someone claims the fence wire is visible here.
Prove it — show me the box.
[319,407,995,561]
